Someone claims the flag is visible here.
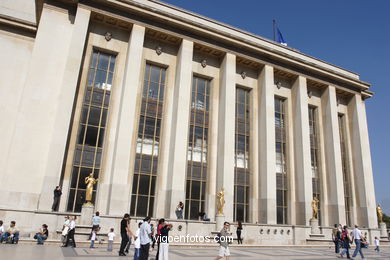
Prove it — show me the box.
[277,28,287,46]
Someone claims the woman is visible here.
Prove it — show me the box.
[339,225,351,258]
[236,221,243,244]
[34,224,49,245]
[63,216,76,248]
[61,216,70,245]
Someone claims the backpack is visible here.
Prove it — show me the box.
[215,233,221,244]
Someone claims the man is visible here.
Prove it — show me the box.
[351,224,365,259]
[331,224,341,254]
[139,216,152,260]
[215,222,231,260]
[158,219,173,260]
[119,213,135,256]
[51,186,62,212]
[63,216,76,248]
[0,221,19,244]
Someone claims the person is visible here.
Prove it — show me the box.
[351,224,365,259]
[150,223,155,250]
[198,212,210,221]
[0,220,4,237]
[374,236,380,252]
[119,213,135,256]
[155,219,164,260]
[236,221,243,244]
[215,222,231,260]
[63,216,76,248]
[89,211,101,240]
[107,228,115,252]
[339,225,351,259]
[0,221,20,244]
[90,226,98,248]
[139,216,152,260]
[134,222,142,260]
[61,216,70,245]
[34,224,49,245]
[52,186,62,212]
[175,202,184,219]
[158,220,172,260]
[332,224,341,254]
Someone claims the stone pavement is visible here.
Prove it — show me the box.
[0,244,389,259]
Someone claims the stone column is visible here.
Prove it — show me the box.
[291,76,312,226]
[216,53,236,222]
[103,24,145,215]
[321,86,346,225]
[37,5,91,211]
[164,39,194,218]
[258,65,276,224]
[347,94,377,228]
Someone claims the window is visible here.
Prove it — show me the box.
[275,97,288,224]
[339,114,352,226]
[67,51,116,212]
[234,88,250,222]
[130,64,166,217]
[185,77,210,220]
[308,106,321,224]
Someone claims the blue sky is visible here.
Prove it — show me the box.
[160,0,390,214]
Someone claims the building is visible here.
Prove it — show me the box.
[0,0,379,244]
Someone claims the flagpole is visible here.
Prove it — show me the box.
[273,19,276,41]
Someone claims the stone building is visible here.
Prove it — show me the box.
[0,0,379,244]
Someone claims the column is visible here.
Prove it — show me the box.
[104,24,145,215]
[216,53,236,221]
[348,94,377,228]
[291,76,312,225]
[37,5,91,211]
[164,39,194,218]
[321,86,346,225]
[258,65,276,224]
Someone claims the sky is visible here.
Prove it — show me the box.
[159,0,390,214]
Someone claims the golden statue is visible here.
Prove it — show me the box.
[311,197,320,220]
[377,204,384,223]
[216,188,225,215]
[84,173,98,205]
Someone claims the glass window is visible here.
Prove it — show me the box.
[130,64,166,217]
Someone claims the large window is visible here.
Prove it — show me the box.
[275,97,288,224]
[339,114,352,226]
[130,64,166,217]
[234,88,250,222]
[185,77,210,220]
[308,106,321,224]
[67,51,116,212]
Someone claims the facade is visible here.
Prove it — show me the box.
[0,0,379,244]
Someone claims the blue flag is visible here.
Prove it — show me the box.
[277,28,287,46]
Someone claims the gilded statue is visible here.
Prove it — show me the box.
[85,173,98,205]
[377,204,384,223]
[216,188,225,215]
[311,197,320,220]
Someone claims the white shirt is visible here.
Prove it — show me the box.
[91,232,96,241]
[108,232,115,241]
[69,220,76,230]
[374,239,380,246]
[0,226,4,233]
[139,222,152,245]
[134,229,141,249]
[351,228,362,239]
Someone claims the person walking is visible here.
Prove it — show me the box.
[351,225,365,259]
[107,228,115,252]
[158,220,172,260]
[139,216,152,260]
[332,224,342,254]
[51,186,62,212]
[214,222,231,260]
[63,216,76,248]
[374,236,380,253]
[134,222,142,260]
[339,225,351,259]
[236,221,243,244]
[119,213,134,256]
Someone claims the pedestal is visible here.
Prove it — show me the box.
[80,203,94,225]
[380,222,387,238]
[215,214,225,232]
[310,218,320,234]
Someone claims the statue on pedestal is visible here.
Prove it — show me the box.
[84,173,98,205]
[216,188,225,215]
[311,197,320,220]
[377,204,384,223]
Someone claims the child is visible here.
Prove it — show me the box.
[374,236,380,252]
[133,222,142,260]
[90,227,98,248]
[107,228,115,252]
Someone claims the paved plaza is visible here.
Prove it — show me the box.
[0,244,389,260]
